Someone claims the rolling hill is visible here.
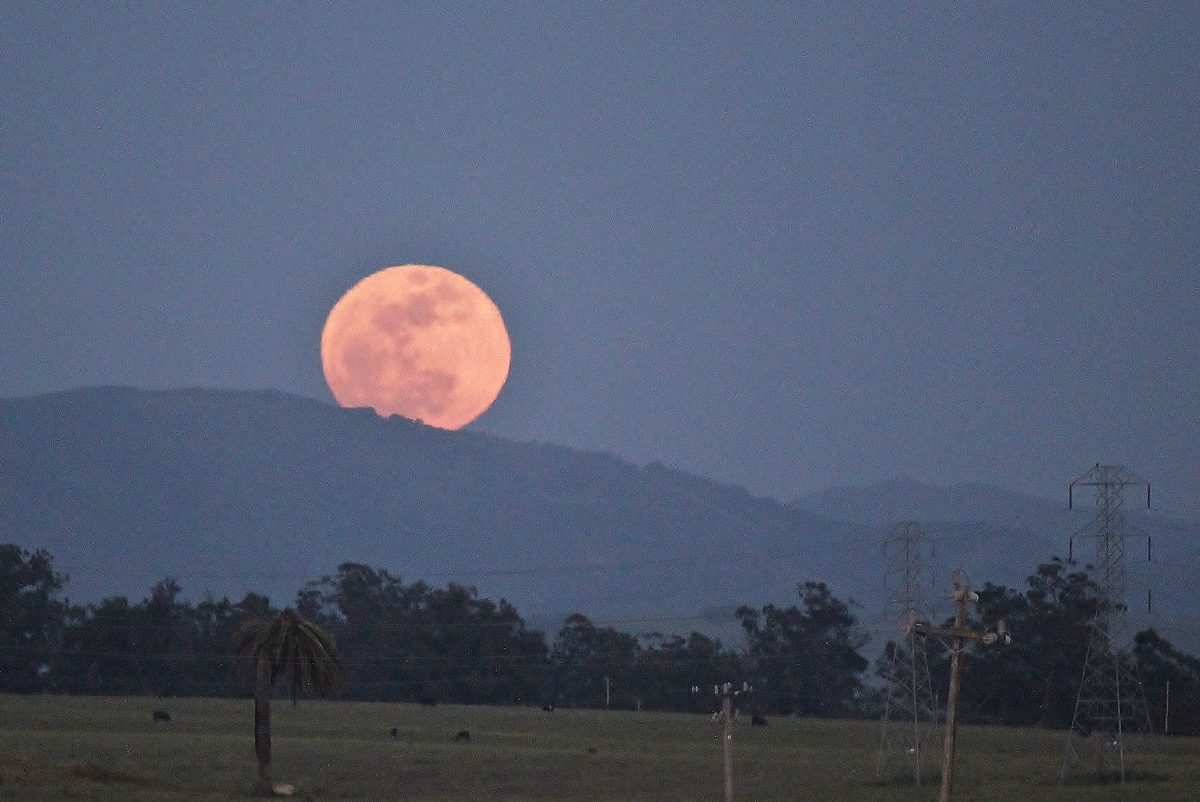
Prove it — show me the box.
[2,387,1195,651]
[0,387,866,635]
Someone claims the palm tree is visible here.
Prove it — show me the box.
[236,608,343,795]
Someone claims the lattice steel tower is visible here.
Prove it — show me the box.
[877,521,941,787]
[1061,464,1154,782]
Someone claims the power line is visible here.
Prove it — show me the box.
[34,547,827,583]
[17,606,749,631]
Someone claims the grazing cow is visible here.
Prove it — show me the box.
[152,710,171,722]
[542,704,555,712]
[454,730,470,742]
[390,727,398,737]
[751,714,768,726]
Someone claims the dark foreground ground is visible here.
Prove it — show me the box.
[1,694,1197,801]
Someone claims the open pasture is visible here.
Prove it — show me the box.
[1,694,1198,801]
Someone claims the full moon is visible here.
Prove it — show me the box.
[320,264,511,429]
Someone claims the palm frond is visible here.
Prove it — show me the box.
[235,608,343,703]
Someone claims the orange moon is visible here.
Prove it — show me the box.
[320,264,511,429]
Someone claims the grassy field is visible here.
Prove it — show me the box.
[1,694,1197,801]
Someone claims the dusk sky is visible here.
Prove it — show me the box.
[3,3,1197,515]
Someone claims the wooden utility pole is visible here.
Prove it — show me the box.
[1165,680,1171,735]
[911,575,1010,802]
[722,691,734,802]
[700,681,749,802]
[938,584,970,802]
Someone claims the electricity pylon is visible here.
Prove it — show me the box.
[877,522,941,787]
[1062,464,1154,782]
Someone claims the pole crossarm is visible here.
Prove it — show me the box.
[911,623,983,641]
[1069,463,1150,510]
[911,620,1010,645]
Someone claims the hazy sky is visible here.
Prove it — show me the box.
[3,3,1197,514]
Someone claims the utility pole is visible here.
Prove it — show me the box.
[604,676,611,709]
[1061,464,1154,782]
[911,573,1011,802]
[877,521,940,787]
[702,681,750,802]
[722,690,734,802]
[1165,680,1171,735]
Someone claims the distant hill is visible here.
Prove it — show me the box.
[795,479,1200,652]
[2,387,1195,653]
[0,387,866,638]
[795,479,1074,594]
[796,478,1066,530]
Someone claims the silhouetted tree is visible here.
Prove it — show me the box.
[1134,628,1200,736]
[938,558,1100,727]
[737,581,869,716]
[550,614,640,708]
[300,563,547,703]
[0,544,66,692]
[56,582,270,696]
[417,583,547,704]
[236,608,342,795]
[60,595,146,695]
[184,592,278,696]
[634,631,743,712]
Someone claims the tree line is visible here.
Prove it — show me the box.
[0,545,868,714]
[915,557,1200,734]
[2,543,1197,733]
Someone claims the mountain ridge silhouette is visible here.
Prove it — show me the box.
[3,387,1196,650]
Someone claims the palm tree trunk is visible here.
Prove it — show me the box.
[254,657,273,795]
